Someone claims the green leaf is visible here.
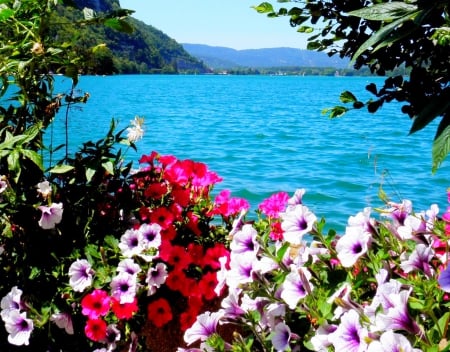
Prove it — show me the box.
[49,164,75,174]
[322,106,349,118]
[350,11,420,64]
[21,149,43,170]
[348,2,418,21]
[432,125,450,173]
[104,18,134,34]
[102,160,114,175]
[339,91,357,104]
[298,26,314,33]
[0,7,14,21]
[252,2,274,14]
[85,167,96,182]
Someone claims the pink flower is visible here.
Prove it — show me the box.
[38,202,63,229]
[81,289,111,319]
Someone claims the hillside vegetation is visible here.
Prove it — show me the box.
[52,0,208,74]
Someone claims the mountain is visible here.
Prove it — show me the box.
[52,0,208,74]
[182,44,350,69]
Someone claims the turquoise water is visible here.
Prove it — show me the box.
[48,74,449,231]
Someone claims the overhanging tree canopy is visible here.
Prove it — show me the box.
[255,0,450,172]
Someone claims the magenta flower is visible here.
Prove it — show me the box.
[81,289,111,319]
[258,191,289,218]
[184,311,223,345]
[38,202,63,229]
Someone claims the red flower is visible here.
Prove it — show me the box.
[187,243,205,266]
[111,297,138,320]
[172,187,191,208]
[144,182,168,199]
[149,206,175,229]
[147,298,173,328]
[139,151,159,165]
[84,318,107,342]
[198,271,219,301]
[159,242,192,269]
[180,305,200,331]
[203,243,229,270]
[81,289,111,319]
[165,269,198,297]
[161,224,177,241]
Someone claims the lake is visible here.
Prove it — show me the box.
[49,74,449,231]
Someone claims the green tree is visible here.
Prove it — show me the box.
[255,0,450,172]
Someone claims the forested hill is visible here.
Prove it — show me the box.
[53,0,208,74]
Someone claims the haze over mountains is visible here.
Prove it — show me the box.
[182,44,349,69]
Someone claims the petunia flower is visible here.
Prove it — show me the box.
[330,309,368,352]
[438,265,450,292]
[84,318,107,342]
[50,312,74,335]
[147,298,173,328]
[336,226,371,267]
[400,243,434,277]
[111,297,138,320]
[81,289,111,319]
[258,191,289,218]
[117,258,141,276]
[38,202,63,229]
[271,322,292,352]
[68,259,94,292]
[375,288,422,336]
[184,311,223,345]
[1,286,23,321]
[281,204,317,244]
[280,265,313,309]
[110,272,137,304]
[146,262,168,296]
[3,310,34,346]
[118,229,143,258]
[367,330,420,352]
[230,223,259,257]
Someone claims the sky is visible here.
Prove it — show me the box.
[119,0,309,50]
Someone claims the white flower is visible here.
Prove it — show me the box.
[1,286,23,321]
[36,180,52,199]
[126,116,144,143]
[3,310,34,346]
[50,312,74,335]
[68,259,94,292]
[38,202,63,229]
[336,226,371,267]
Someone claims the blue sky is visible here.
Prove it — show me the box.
[119,0,308,49]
